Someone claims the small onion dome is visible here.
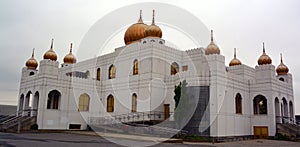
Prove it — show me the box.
[276,53,289,75]
[258,42,272,65]
[144,10,162,38]
[63,43,77,64]
[124,10,148,45]
[205,30,220,55]
[229,48,242,66]
[26,48,38,70]
[43,39,57,61]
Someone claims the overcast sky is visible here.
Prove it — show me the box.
[1,0,300,114]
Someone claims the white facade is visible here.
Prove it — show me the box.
[18,35,294,137]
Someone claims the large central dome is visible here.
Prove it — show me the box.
[124,10,148,45]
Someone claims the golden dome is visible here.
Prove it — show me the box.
[276,53,289,75]
[43,39,57,61]
[26,48,38,70]
[145,10,162,38]
[205,30,220,55]
[64,43,77,64]
[258,43,272,65]
[124,10,148,45]
[229,48,242,66]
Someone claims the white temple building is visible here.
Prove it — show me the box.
[16,10,295,139]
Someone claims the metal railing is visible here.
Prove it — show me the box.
[89,111,168,125]
[276,116,297,125]
[0,109,37,131]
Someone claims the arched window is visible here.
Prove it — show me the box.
[132,93,137,112]
[96,68,101,81]
[29,72,35,76]
[107,95,114,112]
[171,62,179,75]
[279,77,285,82]
[78,93,90,112]
[133,59,138,75]
[235,93,242,114]
[253,95,267,114]
[108,65,116,79]
[47,90,61,109]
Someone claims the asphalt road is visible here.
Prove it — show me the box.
[0,132,209,147]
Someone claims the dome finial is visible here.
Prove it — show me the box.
[50,38,54,50]
[276,53,289,75]
[43,39,57,61]
[64,42,76,64]
[152,9,155,25]
[211,30,214,42]
[138,10,143,23]
[26,48,38,69]
[234,48,237,58]
[263,42,265,53]
[32,48,35,58]
[257,42,272,65]
[229,48,242,66]
[70,43,73,53]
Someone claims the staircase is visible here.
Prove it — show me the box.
[0,110,37,132]
[276,116,300,141]
[88,111,187,137]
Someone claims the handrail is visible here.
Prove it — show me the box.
[89,111,169,125]
[0,109,37,124]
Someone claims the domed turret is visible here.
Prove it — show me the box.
[229,48,242,66]
[276,53,289,75]
[43,39,57,61]
[258,42,272,65]
[144,10,162,38]
[25,48,38,70]
[124,10,148,45]
[63,43,76,64]
[205,30,220,55]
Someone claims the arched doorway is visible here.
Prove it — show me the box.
[19,94,24,111]
[32,92,39,116]
[24,91,33,116]
[47,90,61,110]
[289,101,294,122]
[274,98,280,123]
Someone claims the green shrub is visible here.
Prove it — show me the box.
[30,124,38,130]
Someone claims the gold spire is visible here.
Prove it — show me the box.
[138,10,143,23]
[257,42,272,65]
[63,43,77,64]
[124,10,148,45]
[211,30,214,42]
[234,48,237,58]
[50,38,53,50]
[43,38,57,61]
[26,48,38,70]
[205,29,220,55]
[276,53,289,75]
[144,9,162,38]
[152,9,155,24]
[229,48,242,66]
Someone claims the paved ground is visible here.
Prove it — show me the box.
[0,132,205,147]
[1,132,300,147]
